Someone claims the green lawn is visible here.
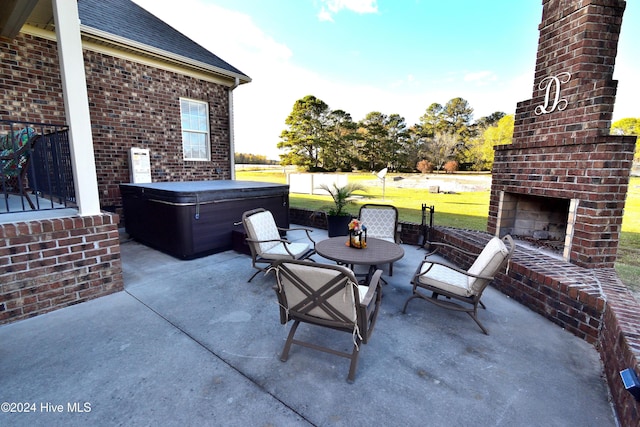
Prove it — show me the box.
[618,178,640,291]
[237,170,640,292]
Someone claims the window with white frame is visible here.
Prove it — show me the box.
[180,98,210,161]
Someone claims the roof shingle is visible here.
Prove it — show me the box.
[77,0,249,81]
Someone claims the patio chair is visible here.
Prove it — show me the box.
[270,259,383,382]
[1,127,40,209]
[358,203,399,275]
[241,208,316,282]
[402,235,514,334]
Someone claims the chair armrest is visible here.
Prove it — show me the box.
[359,269,383,307]
[277,226,313,232]
[245,237,288,244]
[357,269,383,343]
[423,240,479,258]
[415,258,495,281]
[277,226,316,245]
[245,237,300,257]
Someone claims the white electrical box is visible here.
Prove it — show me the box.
[128,148,152,183]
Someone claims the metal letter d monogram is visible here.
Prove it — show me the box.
[535,72,571,115]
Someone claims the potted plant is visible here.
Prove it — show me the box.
[318,182,366,237]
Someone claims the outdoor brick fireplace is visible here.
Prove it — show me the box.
[483,2,639,423]
[488,0,635,269]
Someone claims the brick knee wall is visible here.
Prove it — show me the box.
[597,268,640,425]
[0,213,124,324]
[290,207,640,425]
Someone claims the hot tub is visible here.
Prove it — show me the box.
[120,180,289,259]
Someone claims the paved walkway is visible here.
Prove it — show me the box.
[0,228,617,426]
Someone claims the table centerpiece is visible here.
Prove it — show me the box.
[347,218,367,249]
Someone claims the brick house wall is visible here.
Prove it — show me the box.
[1,32,233,214]
[1,29,235,324]
[85,50,232,212]
[0,34,66,123]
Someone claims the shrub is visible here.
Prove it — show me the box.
[444,160,459,173]
[416,159,433,173]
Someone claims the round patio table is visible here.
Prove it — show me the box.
[315,236,404,282]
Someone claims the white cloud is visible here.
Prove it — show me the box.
[133,0,292,73]
[612,61,638,121]
[324,0,378,13]
[317,7,334,22]
[463,71,498,86]
[389,74,418,89]
[133,0,394,160]
[318,0,378,21]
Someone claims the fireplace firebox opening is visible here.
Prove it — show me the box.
[496,191,578,260]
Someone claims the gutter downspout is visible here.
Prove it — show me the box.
[228,77,240,180]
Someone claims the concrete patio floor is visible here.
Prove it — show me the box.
[0,228,618,426]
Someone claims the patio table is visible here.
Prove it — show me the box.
[315,236,404,282]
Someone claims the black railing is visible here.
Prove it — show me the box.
[1,119,76,214]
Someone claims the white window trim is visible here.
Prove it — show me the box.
[180,97,211,161]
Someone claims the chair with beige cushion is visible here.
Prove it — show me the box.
[358,203,399,274]
[270,259,382,382]
[402,235,514,334]
[241,208,316,282]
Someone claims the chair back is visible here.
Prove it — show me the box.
[273,260,359,327]
[242,209,281,255]
[1,127,38,176]
[358,204,398,242]
[467,235,514,293]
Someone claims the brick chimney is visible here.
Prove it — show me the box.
[488,0,636,268]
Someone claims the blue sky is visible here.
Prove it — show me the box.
[133,0,639,160]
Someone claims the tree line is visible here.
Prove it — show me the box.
[276,95,638,172]
[277,95,513,172]
[234,153,278,165]
[611,117,640,163]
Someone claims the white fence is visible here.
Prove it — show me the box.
[287,173,348,195]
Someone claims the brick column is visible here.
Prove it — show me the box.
[488,0,636,269]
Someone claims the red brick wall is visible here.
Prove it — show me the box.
[0,34,65,123]
[0,213,123,324]
[84,50,232,211]
[1,33,233,213]
[488,135,636,268]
